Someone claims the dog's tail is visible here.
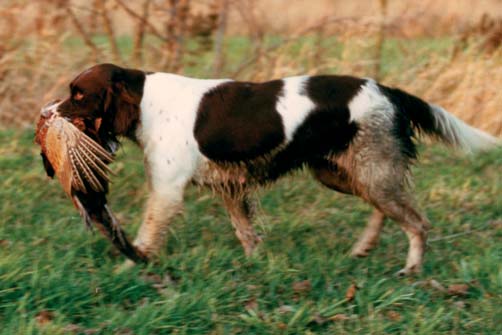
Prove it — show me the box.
[381,85,500,154]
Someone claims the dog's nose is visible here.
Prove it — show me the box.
[41,99,62,118]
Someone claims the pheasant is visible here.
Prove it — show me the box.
[35,100,147,263]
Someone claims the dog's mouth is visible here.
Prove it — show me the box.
[39,99,91,138]
[42,99,110,152]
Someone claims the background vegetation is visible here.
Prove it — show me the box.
[0,0,501,334]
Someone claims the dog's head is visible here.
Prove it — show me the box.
[58,63,145,151]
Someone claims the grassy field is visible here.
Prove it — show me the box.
[1,1,501,333]
[1,126,501,334]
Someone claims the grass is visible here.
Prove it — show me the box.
[58,34,454,78]
[1,26,500,334]
[0,128,501,334]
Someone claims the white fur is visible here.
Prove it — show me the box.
[138,73,230,198]
[429,104,500,153]
[275,76,315,141]
[348,79,393,122]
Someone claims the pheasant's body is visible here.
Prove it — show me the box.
[36,110,113,195]
[35,101,147,263]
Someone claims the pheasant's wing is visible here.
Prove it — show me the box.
[42,117,114,195]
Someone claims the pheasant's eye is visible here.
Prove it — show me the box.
[74,92,84,101]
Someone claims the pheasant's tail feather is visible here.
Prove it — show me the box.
[72,196,94,231]
[105,204,126,246]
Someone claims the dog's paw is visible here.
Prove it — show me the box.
[242,235,263,257]
[350,241,375,257]
[395,265,422,277]
[114,259,137,274]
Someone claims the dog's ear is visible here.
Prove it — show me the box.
[103,68,144,138]
[103,86,114,118]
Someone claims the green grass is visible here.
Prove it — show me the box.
[0,128,501,334]
[57,34,454,80]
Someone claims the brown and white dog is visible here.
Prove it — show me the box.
[55,63,499,275]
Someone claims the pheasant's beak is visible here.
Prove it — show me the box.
[40,99,63,118]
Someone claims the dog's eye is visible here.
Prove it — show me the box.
[73,92,84,101]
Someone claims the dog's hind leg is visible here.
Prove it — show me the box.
[369,195,430,276]
[354,158,430,275]
[311,162,385,257]
[221,193,262,256]
[350,209,385,257]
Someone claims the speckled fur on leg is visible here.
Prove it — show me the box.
[221,193,262,256]
[133,193,183,258]
[374,198,430,275]
[351,209,385,257]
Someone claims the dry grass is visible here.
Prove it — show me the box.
[0,0,501,135]
[409,48,502,136]
[225,0,502,37]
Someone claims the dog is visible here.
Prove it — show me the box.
[55,63,499,275]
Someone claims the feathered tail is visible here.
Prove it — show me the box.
[425,104,499,153]
[380,85,500,154]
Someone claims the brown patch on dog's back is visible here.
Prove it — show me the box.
[306,75,365,108]
[194,80,285,162]
[263,75,363,179]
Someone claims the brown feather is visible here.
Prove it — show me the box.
[35,104,147,263]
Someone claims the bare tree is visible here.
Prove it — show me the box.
[98,0,122,63]
[131,0,153,67]
[115,0,167,42]
[374,0,388,80]
[65,5,101,62]
[88,0,100,34]
[162,0,190,72]
[212,0,229,76]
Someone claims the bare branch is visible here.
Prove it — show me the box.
[65,6,101,61]
[131,0,152,66]
[373,0,388,80]
[232,16,362,78]
[162,0,190,72]
[98,0,122,63]
[212,0,229,76]
[115,0,168,43]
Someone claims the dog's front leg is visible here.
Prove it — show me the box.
[133,191,183,258]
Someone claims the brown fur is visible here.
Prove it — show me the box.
[58,64,145,150]
[221,194,261,256]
